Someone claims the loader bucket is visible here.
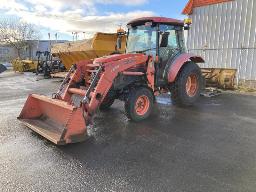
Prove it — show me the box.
[18,94,87,145]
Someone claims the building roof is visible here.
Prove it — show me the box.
[182,0,233,15]
[127,17,184,26]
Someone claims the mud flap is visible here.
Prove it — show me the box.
[18,94,87,145]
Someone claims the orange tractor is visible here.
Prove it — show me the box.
[18,17,204,145]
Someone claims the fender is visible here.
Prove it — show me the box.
[167,53,204,83]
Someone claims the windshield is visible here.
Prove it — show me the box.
[126,25,157,54]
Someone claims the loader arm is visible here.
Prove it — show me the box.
[83,54,149,120]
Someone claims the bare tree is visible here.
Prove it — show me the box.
[0,17,40,58]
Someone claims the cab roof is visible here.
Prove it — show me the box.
[127,17,184,26]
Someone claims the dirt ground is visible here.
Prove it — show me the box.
[0,71,256,192]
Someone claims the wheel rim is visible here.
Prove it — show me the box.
[135,95,150,116]
[186,74,198,97]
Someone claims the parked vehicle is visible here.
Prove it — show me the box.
[18,17,204,145]
[0,64,7,74]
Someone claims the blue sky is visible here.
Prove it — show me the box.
[96,1,188,18]
[0,0,189,40]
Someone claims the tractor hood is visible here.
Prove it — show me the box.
[93,53,148,65]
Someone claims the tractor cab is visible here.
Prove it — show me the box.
[126,17,186,85]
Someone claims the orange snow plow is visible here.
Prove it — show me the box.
[51,31,126,70]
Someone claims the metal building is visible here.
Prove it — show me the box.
[0,40,66,62]
[183,0,256,87]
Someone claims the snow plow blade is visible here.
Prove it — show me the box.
[18,94,87,145]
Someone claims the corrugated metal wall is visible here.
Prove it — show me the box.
[187,0,256,81]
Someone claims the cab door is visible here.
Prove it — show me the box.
[158,24,184,81]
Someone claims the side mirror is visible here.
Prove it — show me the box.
[160,32,170,48]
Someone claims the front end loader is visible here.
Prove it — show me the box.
[18,17,204,145]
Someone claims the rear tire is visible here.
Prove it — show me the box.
[170,62,202,106]
[125,87,154,122]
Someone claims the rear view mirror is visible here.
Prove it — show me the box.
[160,32,170,47]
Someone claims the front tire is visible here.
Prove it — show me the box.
[125,87,154,122]
[170,62,202,106]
